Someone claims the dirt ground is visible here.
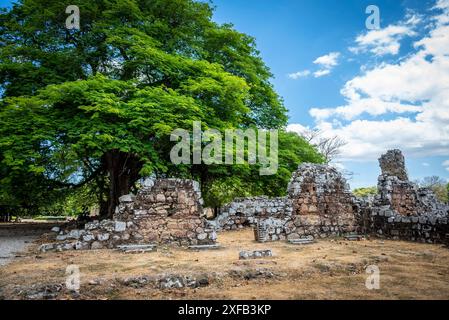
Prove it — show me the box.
[1,228,449,300]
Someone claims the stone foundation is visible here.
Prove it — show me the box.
[362,206,449,244]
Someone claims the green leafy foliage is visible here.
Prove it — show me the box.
[0,0,320,216]
[352,186,378,198]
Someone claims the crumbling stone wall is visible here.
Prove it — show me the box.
[211,163,360,242]
[379,149,408,181]
[114,179,216,245]
[208,196,292,231]
[377,175,448,217]
[256,164,359,241]
[364,206,449,244]
[288,164,357,224]
[40,179,216,252]
[40,149,449,251]
[360,150,449,244]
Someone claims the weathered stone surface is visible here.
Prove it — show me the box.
[208,196,292,231]
[239,250,273,260]
[114,221,127,232]
[158,274,209,289]
[90,241,104,250]
[119,194,135,203]
[51,227,60,233]
[357,150,449,244]
[188,244,222,250]
[116,244,156,253]
[379,149,408,181]
[41,178,215,252]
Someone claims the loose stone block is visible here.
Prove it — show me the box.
[239,250,273,260]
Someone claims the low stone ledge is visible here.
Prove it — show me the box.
[239,250,273,260]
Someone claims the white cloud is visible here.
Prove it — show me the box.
[289,1,449,162]
[286,123,310,135]
[288,52,340,80]
[288,70,311,79]
[349,14,421,56]
[313,52,340,68]
[309,98,422,121]
[313,69,331,78]
[433,0,449,25]
[422,162,430,167]
[312,52,340,77]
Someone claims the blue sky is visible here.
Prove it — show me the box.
[212,0,449,188]
[1,0,449,189]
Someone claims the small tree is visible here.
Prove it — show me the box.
[416,176,449,203]
[300,128,346,163]
[353,186,378,198]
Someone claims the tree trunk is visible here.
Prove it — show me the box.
[100,150,142,219]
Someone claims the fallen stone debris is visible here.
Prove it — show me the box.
[239,250,273,260]
[287,238,315,245]
[187,244,222,250]
[116,244,157,253]
[120,273,211,289]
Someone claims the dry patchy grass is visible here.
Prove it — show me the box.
[1,229,448,300]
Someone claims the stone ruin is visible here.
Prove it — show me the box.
[359,149,449,243]
[40,149,449,252]
[210,163,359,242]
[40,179,216,252]
[376,150,448,217]
[207,196,292,231]
[286,164,358,238]
[379,149,408,181]
[208,150,448,244]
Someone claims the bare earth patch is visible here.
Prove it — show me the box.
[0,229,448,300]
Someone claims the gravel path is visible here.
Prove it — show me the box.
[0,222,60,267]
[0,236,37,266]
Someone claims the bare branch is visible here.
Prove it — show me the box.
[298,128,347,163]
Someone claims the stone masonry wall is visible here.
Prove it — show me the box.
[361,205,449,244]
[257,164,359,241]
[360,150,449,244]
[379,149,408,181]
[207,196,292,231]
[40,179,216,252]
[210,163,360,242]
[39,149,449,251]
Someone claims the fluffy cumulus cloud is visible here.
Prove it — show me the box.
[349,13,421,56]
[288,0,449,162]
[313,52,340,77]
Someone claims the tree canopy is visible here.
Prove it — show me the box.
[0,0,323,217]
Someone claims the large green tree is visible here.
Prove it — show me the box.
[0,0,321,217]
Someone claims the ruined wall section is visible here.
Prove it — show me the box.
[114,179,216,246]
[379,149,408,181]
[257,164,359,241]
[208,196,292,231]
[40,179,216,252]
[361,150,449,244]
[210,164,360,242]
